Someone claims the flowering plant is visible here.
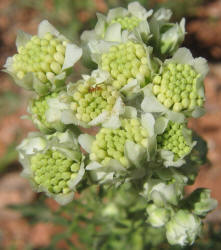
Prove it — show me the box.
[4,2,217,247]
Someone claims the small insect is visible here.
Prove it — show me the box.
[88,86,102,92]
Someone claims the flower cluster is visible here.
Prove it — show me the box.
[5,2,217,247]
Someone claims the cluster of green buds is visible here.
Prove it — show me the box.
[157,121,191,160]
[12,32,67,81]
[53,70,125,128]
[89,118,148,167]
[152,63,203,112]
[141,47,208,121]
[17,130,84,205]
[4,20,82,95]
[71,83,118,123]
[29,92,65,133]
[30,150,80,195]
[101,41,151,89]
[110,16,140,31]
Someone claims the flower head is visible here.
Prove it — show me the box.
[166,210,202,246]
[156,119,195,167]
[141,48,209,122]
[79,113,156,184]
[81,2,152,44]
[100,41,153,90]
[4,20,82,95]
[17,130,84,205]
[28,92,66,133]
[58,70,125,128]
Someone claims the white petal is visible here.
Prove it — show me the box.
[62,43,82,71]
[141,86,166,113]
[128,2,153,20]
[153,8,172,21]
[107,7,128,22]
[54,192,75,205]
[38,20,60,37]
[80,30,98,42]
[155,117,169,134]
[91,69,110,83]
[193,57,209,77]
[86,161,102,170]
[61,110,88,127]
[125,141,146,168]
[88,111,109,126]
[104,23,122,42]
[141,113,155,137]
[95,13,106,36]
[166,110,185,123]
[123,106,137,119]
[103,114,121,129]
[171,47,194,65]
[69,160,85,189]
[78,134,95,153]
[16,30,31,48]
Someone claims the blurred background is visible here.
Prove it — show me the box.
[0,0,221,249]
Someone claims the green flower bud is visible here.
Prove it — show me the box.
[166,210,202,246]
[90,118,148,167]
[146,204,170,228]
[29,92,65,133]
[111,16,140,31]
[185,188,217,217]
[101,41,151,89]
[157,121,191,161]
[152,63,204,112]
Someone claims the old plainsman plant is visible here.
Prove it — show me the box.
[4,2,218,247]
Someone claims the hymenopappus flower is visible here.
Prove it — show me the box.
[141,47,209,122]
[58,70,125,128]
[88,36,159,93]
[28,92,66,133]
[17,130,84,205]
[155,117,196,167]
[78,113,156,184]
[4,20,82,95]
[81,2,153,44]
